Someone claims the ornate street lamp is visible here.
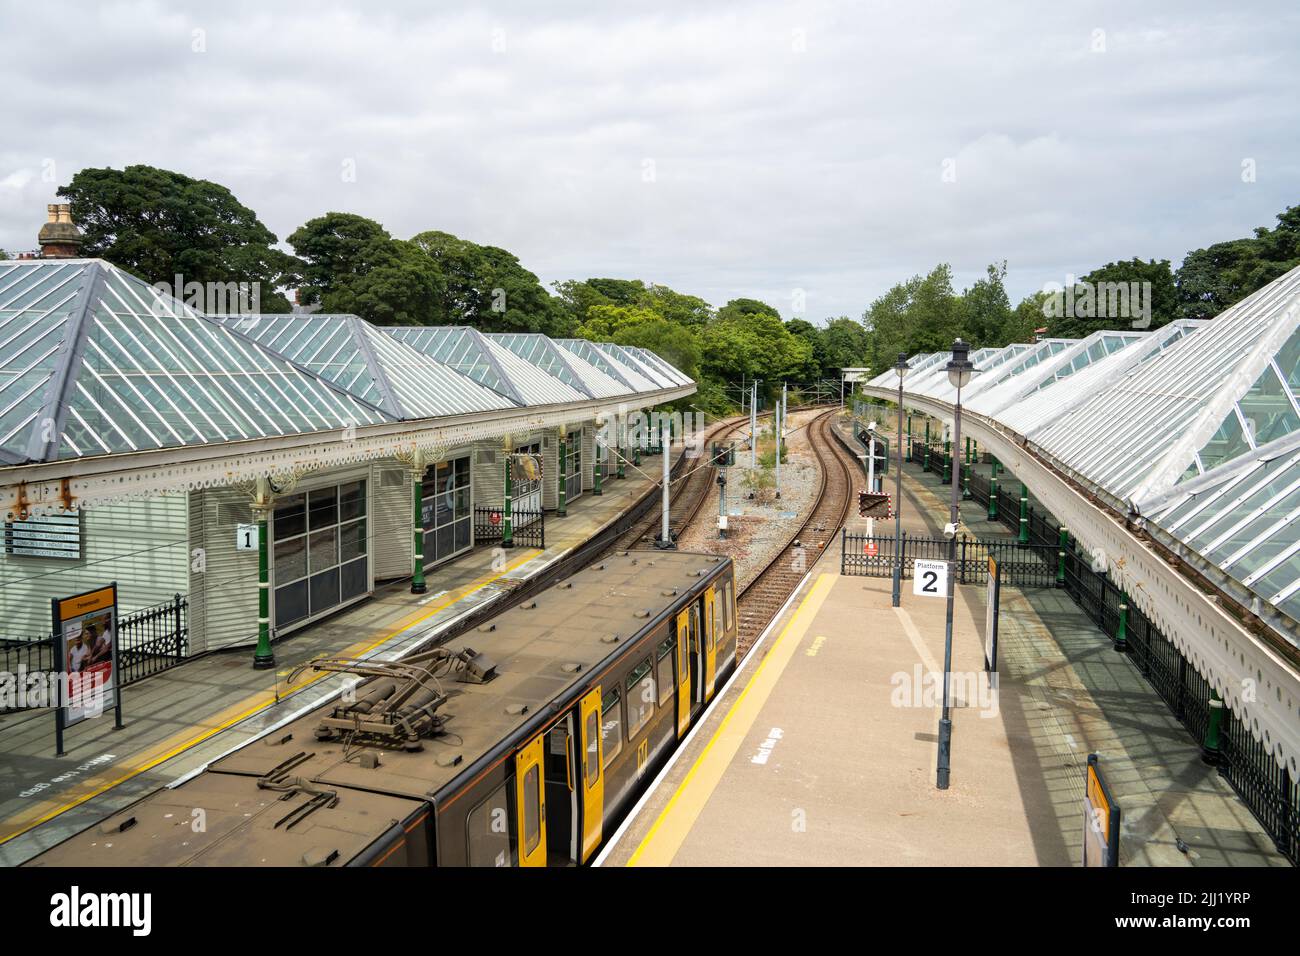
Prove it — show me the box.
[891,353,910,608]
[936,338,973,790]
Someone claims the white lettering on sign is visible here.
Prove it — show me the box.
[751,727,784,764]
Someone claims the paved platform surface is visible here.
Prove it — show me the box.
[600,419,1286,867]
[0,449,675,865]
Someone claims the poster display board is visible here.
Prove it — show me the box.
[1082,753,1121,867]
[984,555,1001,672]
[51,583,123,755]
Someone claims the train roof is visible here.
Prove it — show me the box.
[29,549,730,867]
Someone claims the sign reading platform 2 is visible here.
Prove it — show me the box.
[912,559,947,598]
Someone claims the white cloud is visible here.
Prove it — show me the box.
[1,0,1297,316]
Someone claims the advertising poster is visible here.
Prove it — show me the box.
[52,583,122,752]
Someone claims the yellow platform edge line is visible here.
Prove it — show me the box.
[0,548,541,847]
[627,572,836,867]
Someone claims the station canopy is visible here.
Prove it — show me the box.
[0,260,389,465]
[553,338,660,393]
[889,263,1300,626]
[384,326,588,406]
[487,332,627,399]
[216,314,517,419]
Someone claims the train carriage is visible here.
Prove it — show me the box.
[28,550,737,868]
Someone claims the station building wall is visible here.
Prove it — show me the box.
[0,495,189,640]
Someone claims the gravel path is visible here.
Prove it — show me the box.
[676,407,826,589]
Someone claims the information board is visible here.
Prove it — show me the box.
[1082,753,1121,867]
[51,583,123,754]
[984,555,1001,672]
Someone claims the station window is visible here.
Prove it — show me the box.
[467,781,517,867]
[601,688,622,768]
[522,765,541,856]
[584,709,600,788]
[564,439,583,503]
[421,455,472,567]
[273,479,368,631]
[626,658,656,738]
[655,635,676,706]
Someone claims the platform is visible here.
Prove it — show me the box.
[598,450,1287,867]
[0,448,677,865]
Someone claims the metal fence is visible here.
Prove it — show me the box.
[893,441,1296,863]
[2,593,188,710]
[474,506,546,549]
[841,530,1059,588]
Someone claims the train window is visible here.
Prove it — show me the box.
[601,688,623,768]
[584,710,600,788]
[626,658,655,738]
[723,579,735,632]
[522,764,541,856]
[467,781,517,867]
[707,595,717,650]
[655,636,675,706]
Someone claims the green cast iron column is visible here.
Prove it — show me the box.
[1018,482,1029,543]
[1114,589,1128,652]
[594,439,604,495]
[988,459,999,520]
[411,460,427,594]
[1202,690,1224,765]
[924,420,931,471]
[503,455,514,548]
[1056,526,1068,587]
[943,436,951,483]
[252,479,275,669]
[557,434,567,517]
[962,459,970,499]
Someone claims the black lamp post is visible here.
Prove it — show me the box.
[936,338,973,791]
[891,353,909,608]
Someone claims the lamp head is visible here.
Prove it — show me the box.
[894,352,910,382]
[946,338,973,390]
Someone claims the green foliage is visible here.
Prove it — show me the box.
[411,230,571,334]
[0,249,9,260]
[1041,257,1178,337]
[1175,206,1300,319]
[576,304,701,379]
[58,164,296,311]
[958,261,1013,345]
[700,301,812,388]
[289,213,441,325]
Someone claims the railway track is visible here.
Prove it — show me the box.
[735,408,856,656]
[611,414,760,551]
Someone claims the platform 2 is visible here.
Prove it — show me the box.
[599,490,1287,867]
[0,447,678,866]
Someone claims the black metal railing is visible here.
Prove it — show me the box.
[885,444,1298,862]
[474,506,546,549]
[2,593,188,711]
[841,530,1058,588]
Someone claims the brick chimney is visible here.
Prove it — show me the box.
[38,203,83,259]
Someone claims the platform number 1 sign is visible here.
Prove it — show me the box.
[912,559,947,598]
[236,524,259,551]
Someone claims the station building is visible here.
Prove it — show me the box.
[0,218,694,657]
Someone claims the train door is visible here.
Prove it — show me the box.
[703,586,718,701]
[690,601,705,705]
[578,687,604,862]
[544,714,579,865]
[515,734,547,867]
[675,608,691,737]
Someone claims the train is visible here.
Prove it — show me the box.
[29,549,738,867]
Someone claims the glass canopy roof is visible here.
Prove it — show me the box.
[0,260,389,464]
[488,332,623,399]
[215,314,516,419]
[385,326,588,406]
[554,339,658,392]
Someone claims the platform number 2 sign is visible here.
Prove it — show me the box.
[912,559,948,598]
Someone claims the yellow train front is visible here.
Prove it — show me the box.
[28,550,738,868]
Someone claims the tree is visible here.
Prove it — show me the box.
[700,301,811,388]
[410,230,570,334]
[821,317,871,374]
[862,264,963,371]
[1176,205,1300,319]
[1044,257,1177,337]
[958,261,1013,347]
[784,318,829,380]
[58,164,297,312]
[576,304,701,380]
[288,213,441,325]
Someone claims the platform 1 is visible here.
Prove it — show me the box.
[598,469,1287,867]
[0,448,678,865]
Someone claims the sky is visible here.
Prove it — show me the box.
[1,1,1298,322]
